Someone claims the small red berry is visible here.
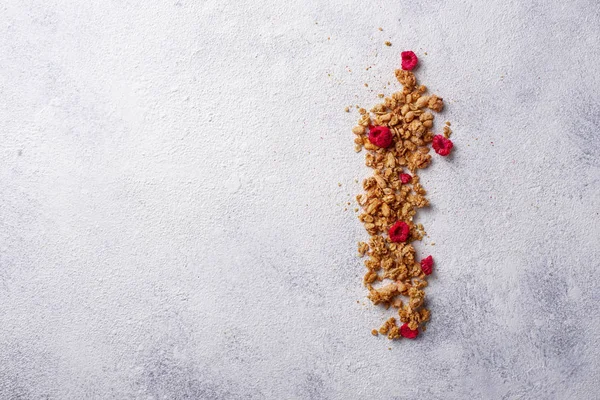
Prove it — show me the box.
[400,173,412,184]
[421,255,434,275]
[432,135,453,156]
[389,221,410,242]
[400,323,419,339]
[401,51,418,71]
[368,126,393,148]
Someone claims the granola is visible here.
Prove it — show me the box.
[352,54,452,339]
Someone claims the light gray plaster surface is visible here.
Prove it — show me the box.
[1,0,599,399]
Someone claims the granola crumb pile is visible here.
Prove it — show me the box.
[352,51,453,340]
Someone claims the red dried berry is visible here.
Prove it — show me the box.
[389,221,410,242]
[400,323,419,339]
[421,255,433,275]
[400,173,412,184]
[401,51,418,71]
[432,135,453,156]
[368,126,393,148]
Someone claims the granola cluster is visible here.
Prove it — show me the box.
[353,58,452,340]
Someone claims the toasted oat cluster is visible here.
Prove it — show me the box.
[353,60,452,340]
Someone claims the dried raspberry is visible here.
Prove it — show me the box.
[400,173,412,184]
[401,51,418,71]
[368,126,393,148]
[388,221,409,242]
[421,255,433,275]
[400,323,419,339]
[432,135,453,156]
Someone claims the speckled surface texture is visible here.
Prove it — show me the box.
[1,1,600,399]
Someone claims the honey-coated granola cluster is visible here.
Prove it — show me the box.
[353,60,452,340]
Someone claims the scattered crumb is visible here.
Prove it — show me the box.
[384,41,392,47]
[364,83,369,87]
[378,94,384,98]
[345,107,350,112]
[443,125,452,138]
[371,329,379,336]
[378,27,383,31]
[338,183,342,187]
[424,52,428,55]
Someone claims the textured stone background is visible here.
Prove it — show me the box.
[1,0,599,399]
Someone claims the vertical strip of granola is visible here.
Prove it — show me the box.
[353,53,453,340]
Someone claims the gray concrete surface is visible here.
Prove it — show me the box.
[1,0,599,398]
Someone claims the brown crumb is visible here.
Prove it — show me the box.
[345,107,350,112]
[371,329,379,336]
[427,95,444,112]
[364,83,369,87]
[384,41,392,47]
[378,27,383,31]
[443,125,452,138]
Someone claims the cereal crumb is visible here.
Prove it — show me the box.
[371,329,379,336]
[443,125,452,138]
[364,83,369,87]
[378,27,383,31]
[384,41,392,47]
[345,107,350,112]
